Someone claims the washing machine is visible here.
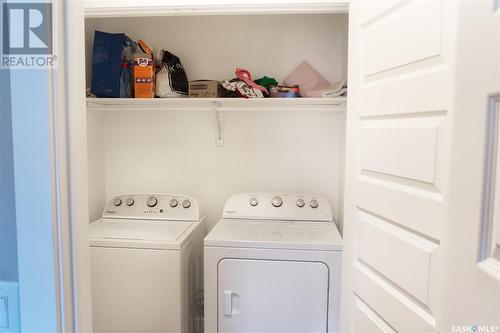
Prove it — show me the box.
[204,192,342,333]
[89,193,206,333]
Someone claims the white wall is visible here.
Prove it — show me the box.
[85,13,348,229]
[85,14,348,88]
[87,109,106,222]
[88,110,345,229]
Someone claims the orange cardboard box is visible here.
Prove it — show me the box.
[133,54,154,98]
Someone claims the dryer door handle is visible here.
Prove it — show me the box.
[223,289,240,316]
[223,290,233,316]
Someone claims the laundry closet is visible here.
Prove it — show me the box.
[79,1,500,333]
[84,5,349,230]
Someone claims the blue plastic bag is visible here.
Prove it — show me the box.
[90,31,131,98]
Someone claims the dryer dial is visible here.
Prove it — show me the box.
[182,200,191,209]
[271,196,283,207]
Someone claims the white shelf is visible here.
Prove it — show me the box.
[84,3,349,18]
[86,97,347,112]
[86,97,346,147]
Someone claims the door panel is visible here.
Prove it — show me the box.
[352,296,395,333]
[356,175,444,241]
[343,1,500,332]
[357,210,438,306]
[353,261,435,332]
[361,116,443,184]
[217,259,328,333]
[362,1,443,79]
[360,69,450,117]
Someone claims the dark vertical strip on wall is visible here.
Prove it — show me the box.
[0,0,19,282]
[0,4,19,282]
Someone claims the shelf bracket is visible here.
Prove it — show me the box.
[213,101,224,146]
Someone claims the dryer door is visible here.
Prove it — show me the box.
[217,258,329,333]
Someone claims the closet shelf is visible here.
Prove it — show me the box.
[86,97,347,112]
[84,3,349,18]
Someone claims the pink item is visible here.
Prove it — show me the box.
[283,61,330,96]
[235,68,269,95]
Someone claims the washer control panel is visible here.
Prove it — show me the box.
[223,192,332,222]
[103,193,200,221]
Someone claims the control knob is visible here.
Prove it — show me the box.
[249,198,258,207]
[310,199,319,209]
[126,198,134,206]
[182,200,191,209]
[296,199,305,208]
[170,199,178,208]
[113,198,122,206]
[146,196,158,208]
[271,196,283,208]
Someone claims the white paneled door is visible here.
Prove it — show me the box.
[342,1,500,332]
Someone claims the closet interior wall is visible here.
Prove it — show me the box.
[85,13,348,230]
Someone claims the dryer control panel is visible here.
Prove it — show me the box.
[222,192,332,222]
[102,193,200,221]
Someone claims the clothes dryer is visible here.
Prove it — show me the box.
[204,192,342,333]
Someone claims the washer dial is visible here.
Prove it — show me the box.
[126,198,134,206]
[146,196,158,208]
[310,199,319,209]
[296,199,305,208]
[249,198,258,207]
[182,200,191,209]
[113,198,122,206]
[170,199,178,208]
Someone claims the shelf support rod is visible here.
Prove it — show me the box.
[213,101,224,147]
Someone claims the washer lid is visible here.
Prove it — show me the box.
[89,218,195,250]
[204,219,342,251]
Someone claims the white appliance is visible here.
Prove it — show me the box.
[89,193,206,333]
[204,192,342,333]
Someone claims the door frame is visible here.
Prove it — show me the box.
[479,92,500,279]
[51,1,93,331]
